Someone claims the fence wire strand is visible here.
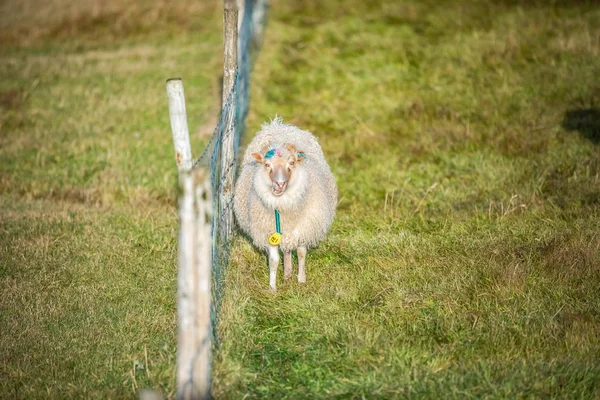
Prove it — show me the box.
[192,0,267,346]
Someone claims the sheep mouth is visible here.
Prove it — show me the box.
[272,182,287,196]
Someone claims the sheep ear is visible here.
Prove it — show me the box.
[251,153,263,163]
[297,151,306,163]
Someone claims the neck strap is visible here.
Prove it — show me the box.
[275,209,281,234]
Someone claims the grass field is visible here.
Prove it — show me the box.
[1,0,599,398]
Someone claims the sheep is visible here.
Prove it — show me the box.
[233,117,337,291]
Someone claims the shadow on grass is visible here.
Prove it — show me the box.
[562,108,600,145]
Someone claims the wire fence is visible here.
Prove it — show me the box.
[193,0,267,340]
[165,0,267,398]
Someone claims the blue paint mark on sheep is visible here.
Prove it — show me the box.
[264,149,276,159]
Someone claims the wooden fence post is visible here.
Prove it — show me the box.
[177,172,195,400]
[192,168,212,399]
[223,0,238,108]
[176,169,212,400]
[166,78,194,173]
[220,0,238,241]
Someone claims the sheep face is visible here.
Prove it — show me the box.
[251,144,308,209]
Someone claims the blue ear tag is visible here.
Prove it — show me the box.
[298,152,306,159]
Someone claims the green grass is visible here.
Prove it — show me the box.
[1,0,600,398]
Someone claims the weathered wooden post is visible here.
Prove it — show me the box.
[176,172,196,399]
[166,78,194,173]
[176,169,212,400]
[219,0,238,241]
[223,0,238,109]
[168,77,212,399]
[192,168,212,399]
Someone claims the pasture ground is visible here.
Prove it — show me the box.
[1,0,599,398]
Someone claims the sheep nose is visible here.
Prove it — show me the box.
[275,181,286,189]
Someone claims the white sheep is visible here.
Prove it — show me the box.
[233,117,337,291]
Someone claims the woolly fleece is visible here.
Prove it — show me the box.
[234,117,337,251]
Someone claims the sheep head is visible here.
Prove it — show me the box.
[251,144,308,209]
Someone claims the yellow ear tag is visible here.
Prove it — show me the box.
[268,232,281,246]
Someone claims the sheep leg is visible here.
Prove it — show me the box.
[297,246,307,284]
[284,251,292,280]
[268,245,280,291]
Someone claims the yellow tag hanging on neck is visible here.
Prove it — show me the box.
[269,209,282,246]
[269,232,281,246]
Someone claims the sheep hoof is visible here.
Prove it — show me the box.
[298,275,306,284]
